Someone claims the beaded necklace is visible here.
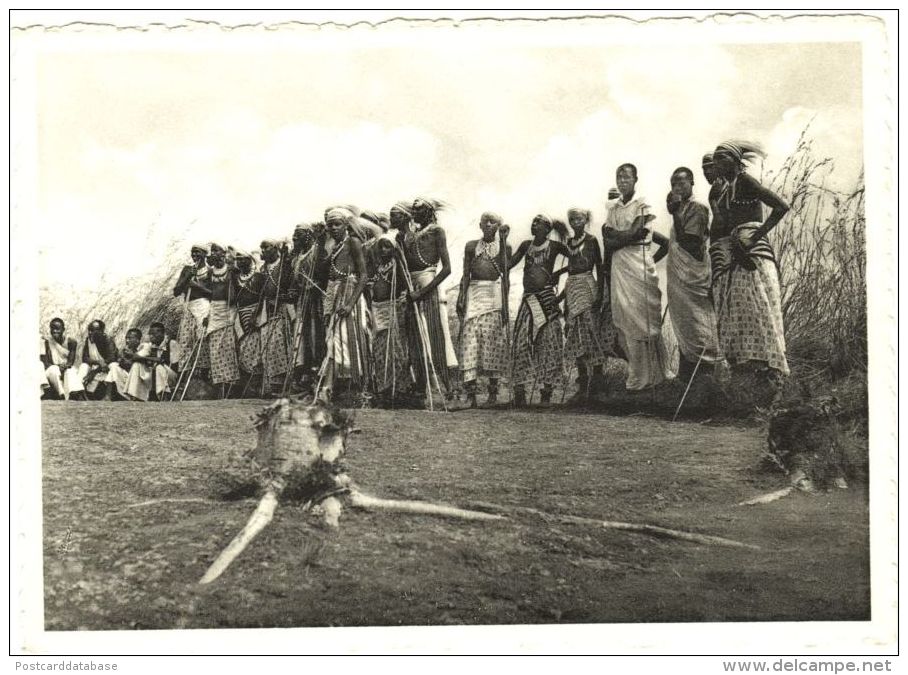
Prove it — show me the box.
[567,233,588,259]
[370,259,395,284]
[719,175,759,208]
[408,224,436,268]
[193,264,209,282]
[526,238,550,268]
[237,270,255,289]
[264,260,284,290]
[209,265,229,282]
[475,238,499,260]
[293,246,317,279]
[329,235,351,278]
[474,238,501,276]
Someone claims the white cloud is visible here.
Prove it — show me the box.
[38,115,443,289]
[34,41,863,303]
[765,106,863,189]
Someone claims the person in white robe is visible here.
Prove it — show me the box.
[124,322,178,401]
[603,163,676,391]
[665,167,722,380]
[76,319,118,398]
[106,328,144,400]
[40,318,84,400]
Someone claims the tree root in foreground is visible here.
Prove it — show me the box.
[124,497,254,509]
[466,501,760,550]
[134,399,761,587]
[198,488,505,585]
[347,491,506,522]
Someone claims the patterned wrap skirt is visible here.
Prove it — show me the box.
[407,268,458,392]
[511,288,564,387]
[323,277,370,387]
[371,298,411,393]
[206,300,240,384]
[710,223,789,375]
[259,303,293,380]
[458,279,509,382]
[292,293,326,373]
[563,271,607,367]
[235,304,262,374]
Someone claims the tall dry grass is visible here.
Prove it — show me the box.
[764,127,866,385]
[39,238,187,345]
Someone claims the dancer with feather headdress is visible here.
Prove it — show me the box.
[708,140,790,381]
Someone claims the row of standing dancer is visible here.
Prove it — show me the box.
[97,141,789,408]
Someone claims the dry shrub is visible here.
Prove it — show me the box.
[761,389,867,488]
[765,127,867,383]
[39,237,187,345]
[757,126,868,481]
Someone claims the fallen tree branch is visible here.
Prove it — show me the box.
[467,501,759,550]
[124,497,254,509]
[349,491,506,522]
[737,487,794,506]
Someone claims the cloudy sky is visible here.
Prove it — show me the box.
[27,21,863,294]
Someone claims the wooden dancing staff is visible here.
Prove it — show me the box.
[312,313,338,401]
[239,261,273,399]
[499,226,515,406]
[673,274,724,422]
[641,238,657,405]
[281,281,310,397]
[386,265,401,403]
[170,332,203,401]
[382,269,395,397]
[456,280,470,362]
[260,247,287,398]
[169,284,194,401]
[395,248,446,412]
[399,258,435,411]
[171,272,209,402]
[281,245,325,397]
[177,332,206,402]
[352,281,373,397]
[222,268,236,400]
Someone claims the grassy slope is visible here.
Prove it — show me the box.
[42,401,869,630]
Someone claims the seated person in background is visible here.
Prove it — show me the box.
[77,319,118,400]
[147,322,178,400]
[124,322,178,401]
[40,317,84,400]
[106,328,143,401]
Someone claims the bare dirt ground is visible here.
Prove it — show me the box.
[41,400,869,630]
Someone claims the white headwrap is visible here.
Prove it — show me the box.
[715,140,767,166]
[391,200,413,217]
[567,207,592,227]
[326,207,354,224]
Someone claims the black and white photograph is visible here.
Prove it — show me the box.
[10,9,897,657]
